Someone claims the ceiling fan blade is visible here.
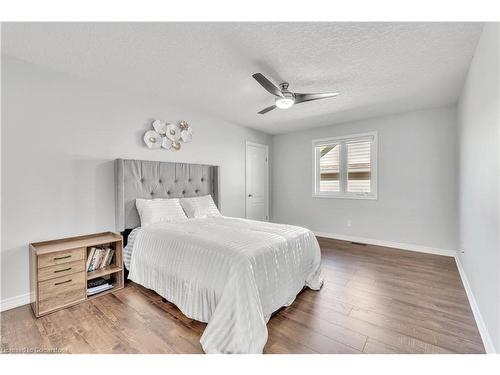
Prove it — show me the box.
[258,105,277,114]
[294,92,339,104]
[252,73,284,98]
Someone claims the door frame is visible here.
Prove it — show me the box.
[245,141,269,221]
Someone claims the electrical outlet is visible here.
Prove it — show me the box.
[347,219,352,227]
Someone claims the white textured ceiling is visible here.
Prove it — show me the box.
[2,22,483,134]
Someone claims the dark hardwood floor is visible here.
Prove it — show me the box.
[0,237,485,354]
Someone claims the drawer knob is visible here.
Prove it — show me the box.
[54,267,72,273]
[54,255,71,261]
[54,279,72,286]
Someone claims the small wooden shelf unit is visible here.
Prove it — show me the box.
[29,232,124,317]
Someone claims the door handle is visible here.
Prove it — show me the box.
[248,194,253,197]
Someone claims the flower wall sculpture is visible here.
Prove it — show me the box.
[143,120,192,151]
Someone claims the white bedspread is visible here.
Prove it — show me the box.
[126,216,323,354]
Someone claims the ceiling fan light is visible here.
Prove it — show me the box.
[275,97,295,109]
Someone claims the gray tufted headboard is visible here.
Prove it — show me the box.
[115,158,220,231]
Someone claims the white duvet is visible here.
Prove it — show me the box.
[125,216,323,354]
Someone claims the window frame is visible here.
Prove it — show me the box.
[312,131,378,200]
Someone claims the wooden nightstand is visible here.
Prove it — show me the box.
[29,232,124,317]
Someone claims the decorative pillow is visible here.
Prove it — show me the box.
[135,198,187,227]
[180,195,221,219]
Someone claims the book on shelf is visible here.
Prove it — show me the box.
[87,247,115,272]
[86,247,96,271]
[87,276,115,295]
[87,283,113,296]
[87,277,108,289]
[102,249,115,268]
[94,248,106,270]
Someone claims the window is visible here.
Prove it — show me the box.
[313,132,377,199]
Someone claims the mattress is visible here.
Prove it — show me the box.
[124,216,323,353]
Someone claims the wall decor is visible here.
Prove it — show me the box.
[143,119,192,151]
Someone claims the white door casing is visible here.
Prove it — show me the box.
[245,141,269,221]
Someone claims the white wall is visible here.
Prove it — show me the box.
[272,106,459,252]
[457,23,500,353]
[0,56,272,304]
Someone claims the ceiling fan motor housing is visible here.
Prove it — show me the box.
[276,83,295,109]
[279,82,290,91]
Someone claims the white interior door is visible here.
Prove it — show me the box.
[246,142,269,221]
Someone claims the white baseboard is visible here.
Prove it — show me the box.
[455,256,497,354]
[0,292,30,312]
[314,231,457,257]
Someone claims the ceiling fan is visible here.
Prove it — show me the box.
[252,73,340,114]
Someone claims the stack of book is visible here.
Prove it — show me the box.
[86,247,115,272]
[87,277,114,296]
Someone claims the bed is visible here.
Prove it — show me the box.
[115,159,323,354]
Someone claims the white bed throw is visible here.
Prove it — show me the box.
[127,216,323,354]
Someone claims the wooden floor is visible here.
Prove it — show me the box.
[1,237,485,354]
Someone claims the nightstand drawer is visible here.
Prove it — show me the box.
[38,247,85,268]
[38,272,86,314]
[37,260,85,282]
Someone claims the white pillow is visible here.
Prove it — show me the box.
[135,198,187,227]
[180,195,221,219]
